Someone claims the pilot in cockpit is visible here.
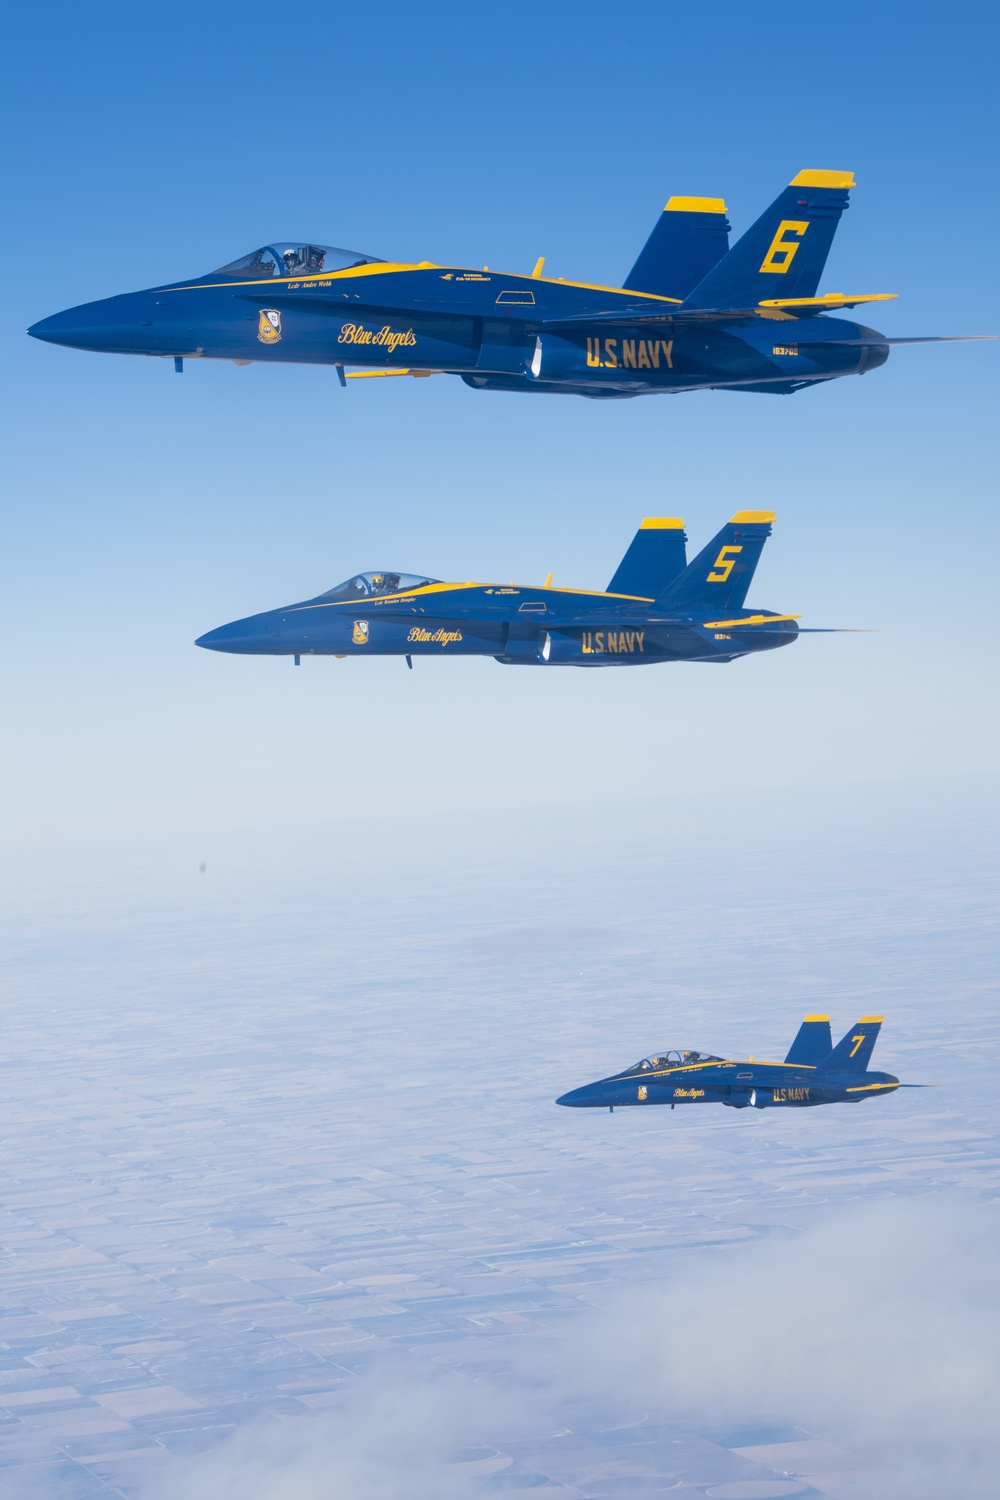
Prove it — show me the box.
[370,573,401,596]
[282,245,327,277]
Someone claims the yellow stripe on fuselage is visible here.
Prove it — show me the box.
[288,581,656,613]
[622,1059,818,1082]
[158,263,684,304]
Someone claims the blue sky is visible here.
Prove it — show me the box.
[3,0,998,845]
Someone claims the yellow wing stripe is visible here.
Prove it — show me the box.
[701,614,800,629]
[846,1082,898,1093]
[789,169,856,189]
[758,293,896,310]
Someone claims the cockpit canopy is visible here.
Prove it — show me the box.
[213,243,384,279]
[318,571,440,602]
[633,1050,722,1071]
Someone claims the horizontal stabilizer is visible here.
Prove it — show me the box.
[799,334,996,346]
[820,1016,883,1073]
[624,196,730,300]
[785,1015,833,1066]
[607,518,687,597]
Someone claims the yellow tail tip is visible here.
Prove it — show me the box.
[640,517,685,530]
[789,169,855,189]
[664,195,727,214]
[858,1015,884,1023]
[729,510,775,524]
[803,1014,830,1022]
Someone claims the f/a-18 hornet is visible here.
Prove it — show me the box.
[196,511,842,669]
[557,1016,918,1112]
[29,170,988,400]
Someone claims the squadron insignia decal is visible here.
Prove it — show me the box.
[257,309,282,344]
[352,620,370,646]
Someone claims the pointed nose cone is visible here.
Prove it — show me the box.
[556,1084,599,1107]
[28,295,146,353]
[195,610,290,654]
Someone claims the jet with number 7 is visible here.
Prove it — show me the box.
[557,1016,926,1112]
[28,170,990,398]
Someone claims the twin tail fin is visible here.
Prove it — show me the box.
[785,1015,833,1067]
[659,511,773,610]
[818,1016,883,1073]
[624,196,730,300]
[683,169,854,311]
[608,517,687,597]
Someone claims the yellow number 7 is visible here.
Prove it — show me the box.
[707,545,742,583]
[849,1034,866,1057]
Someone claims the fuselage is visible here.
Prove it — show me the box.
[196,574,798,667]
[558,1054,900,1109]
[28,249,889,399]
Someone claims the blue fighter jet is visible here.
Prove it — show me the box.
[196,510,837,669]
[557,1015,912,1112]
[29,170,988,400]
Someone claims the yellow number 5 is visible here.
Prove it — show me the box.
[707,545,742,582]
[759,219,808,274]
[849,1034,866,1057]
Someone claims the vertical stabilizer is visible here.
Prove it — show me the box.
[624,196,730,300]
[683,169,854,310]
[785,1015,833,1066]
[607,518,687,597]
[820,1017,883,1073]
[659,512,773,610]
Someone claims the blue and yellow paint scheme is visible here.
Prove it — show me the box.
[28,171,988,399]
[557,1015,914,1112]
[196,511,835,669]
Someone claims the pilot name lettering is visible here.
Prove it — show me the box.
[580,630,644,655]
[338,323,417,354]
[407,627,463,646]
[772,1086,810,1102]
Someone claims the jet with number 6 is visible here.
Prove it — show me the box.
[28,170,990,399]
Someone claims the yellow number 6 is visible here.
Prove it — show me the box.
[759,219,809,275]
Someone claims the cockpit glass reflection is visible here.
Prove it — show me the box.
[213,243,384,278]
[318,571,440,601]
[633,1049,722,1071]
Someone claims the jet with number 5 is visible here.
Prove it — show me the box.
[195,510,847,669]
[28,170,989,399]
[557,1015,923,1112]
